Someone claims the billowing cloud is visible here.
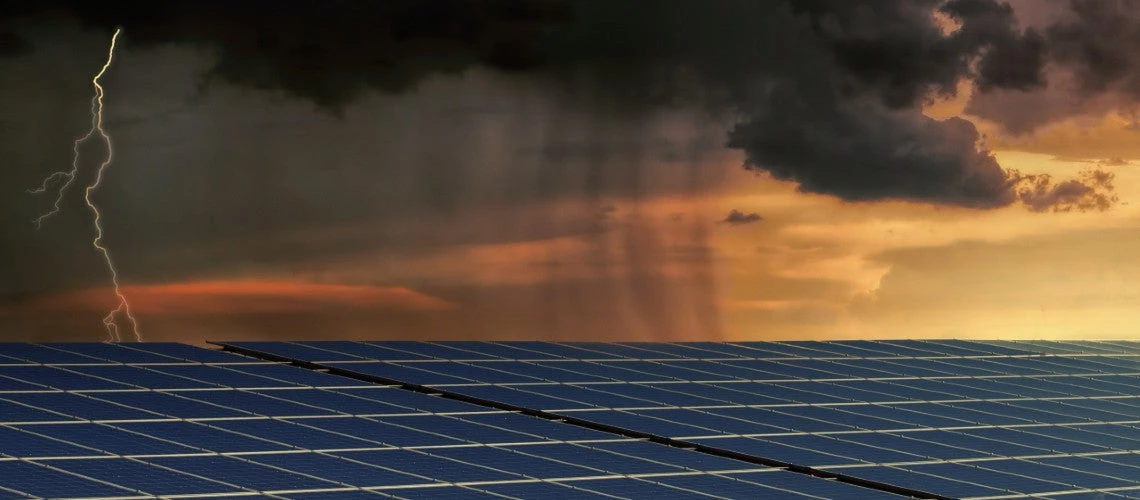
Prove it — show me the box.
[0,0,1118,212]
[967,0,1140,133]
[1013,169,1118,212]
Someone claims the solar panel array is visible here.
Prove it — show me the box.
[0,341,907,499]
[216,339,1140,499]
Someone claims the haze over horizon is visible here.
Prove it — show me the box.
[3,0,1140,344]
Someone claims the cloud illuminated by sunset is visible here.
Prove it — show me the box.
[3,281,456,316]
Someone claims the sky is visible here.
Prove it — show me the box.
[2,0,1140,344]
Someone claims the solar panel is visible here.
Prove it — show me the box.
[3,341,889,500]
[206,340,1140,499]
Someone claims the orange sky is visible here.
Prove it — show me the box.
[5,4,1140,344]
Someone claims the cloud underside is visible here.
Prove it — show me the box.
[0,281,456,316]
[2,0,1133,212]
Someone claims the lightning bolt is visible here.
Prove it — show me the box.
[29,27,142,343]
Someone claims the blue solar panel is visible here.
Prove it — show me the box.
[174,389,339,415]
[334,387,489,413]
[0,426,105,457]
[389,486,501,499]
[0,366,132,390]
[49,457,244,496]
[0,400,79,423]
[225,363,368,386]
[334,449,519,482]
[0,460,136,498]
[467,361,613,383]
[298,340,436,360]
[255,388,427,415]
[593,440,761,471]
[432,446,605,477]
[44,343,182,363]
[5,339,1140,499]
[90,390,249,418]
[227,341,370,361]
[380,415,552,443]
[398,361,545,384]
[209,418,390,450]
[116,341,253,362]
[568,476,716,499]
[486,341,624,359]
[246,451,428,487]
[668,342,767,358]
[15,423,199,455]
[363,341,502,360]
[0,344,106,364]
[481,481,609,499]
[227,340,1140,498]
[327,362,475,385]
[311,417,469,447]
[147,455,340,491]
[457,412,615,440]
[284,490,395,499]
[147,364,305,387]
[0,392,162,420]
[0,353,32,365]
[436,341,564,359]
[114,421,291,453]
[61,364,220,389]
[0,376,50,392]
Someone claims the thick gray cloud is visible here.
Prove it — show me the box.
[0,0,1118,211]
[967,0,1140,134]
[1047,0,1140,100]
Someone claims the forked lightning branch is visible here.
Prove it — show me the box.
[29,27,142,342]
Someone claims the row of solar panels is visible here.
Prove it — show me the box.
[214,339,1140,361]
[221,340,1140,499]
[3,340,1140,499]
[0,342,898,499]
[8,380,1140,426]
[5,340,1140,366]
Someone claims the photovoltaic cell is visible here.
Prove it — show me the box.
[0,460,136,498]
[47,457,244,496]
[15,422,200,455]
[147,455,341,491]
[112,341,253,362]
[46,342,183,364]
[0,366,132,390]
[0,344,106,364]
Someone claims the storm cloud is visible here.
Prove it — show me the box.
[0,0,1123,211]
[967,0,1140,134]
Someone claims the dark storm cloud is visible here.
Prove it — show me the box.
[0,0,1119,212]
[0,29,30,56]
[721,210,764,226]
[0,0,571,110]
[1046,0,1140,99]
[967,0,1140,133]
